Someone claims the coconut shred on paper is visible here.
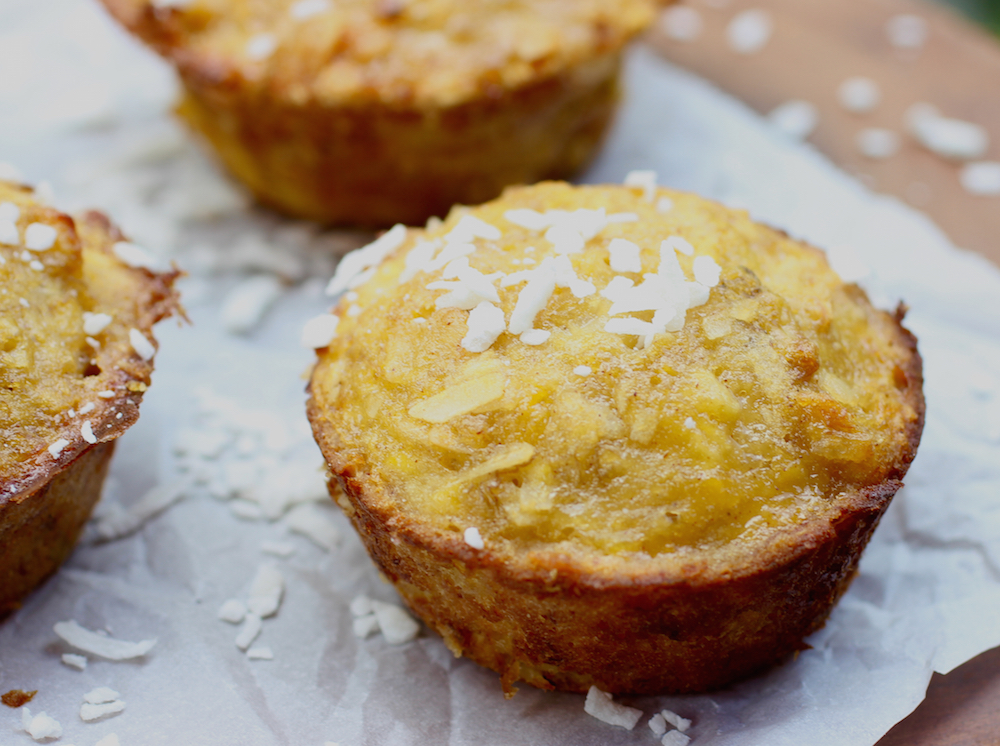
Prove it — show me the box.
[2,1,1000,744]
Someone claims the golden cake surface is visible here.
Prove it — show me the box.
[99,0,660,225]
[307,180,924,694]
[0,181,180,615]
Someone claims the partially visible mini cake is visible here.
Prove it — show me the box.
[98,0,660,226]
[305,178,924,695]
[0,181,180,616]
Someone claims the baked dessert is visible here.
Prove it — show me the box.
[305,179,924,695]
[98,0,660,227]
[0,181,180,617]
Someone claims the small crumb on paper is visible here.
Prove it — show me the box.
[248,564,285,618]
[583,686,642,730]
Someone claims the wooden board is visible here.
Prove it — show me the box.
[650,2,1000,743]
[651,0,1000,267]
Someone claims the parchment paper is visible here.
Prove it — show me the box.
[2,2,1000,744]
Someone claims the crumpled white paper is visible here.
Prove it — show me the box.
[2,2,1000,744]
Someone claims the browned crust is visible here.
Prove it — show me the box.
[306,281,925,696]
[0,196,181,614]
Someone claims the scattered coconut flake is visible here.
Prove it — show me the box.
[81,421,97,444]
[519,329,551,345]
[446,215,501,243]
[21,707,63,741]
[662,709,692,732]
[285,502,341,551]
[217,598,247,624]
[261,540,296,558]
[0,219,18,245]
[347,304,362,317]
[657,197,674,213]
[768,100,817,140]
[349,595,374,617]
[327,224,408,296]
[908,106,989,161]
[583,686,642,730]
[607,238,642,273]
[463,527,485,549]
[48,438,70,457]
[857,128,901,159]
[248,564,284,619]
[650,712,668,736]
[79,402,95,415]
[462,301,506,353]
[290,0,330,19]
[352,613,380,639]
[664,235,694,256]
[247,646,274,660]
[301,313,340,348]
[95,733,120,746]
[112,241,158,270]
[504,209,550,230]
[246,33,277,60]
[24,222,57,251]
[62,653,88,670]
[508,263,557,334]
[624,170,657,202]
[98,390,115,398]
[81,700,126,722]
[574,365,592,376]
[371,600,420,644]
[0,201,19,222]
[662,731,691,746]
[692,255,721,287]
[82,311,113,335]
[838,77,881,113]
[129,328,155,360]
[601,276,635,302]
[660,5,703,41]
[606,212,640,223]
[91,480,187,541]
[221,274,284,335]
[960,161,1000,196]
[54,620,157,660]
[684,417,697,429]
[235,612,263,650]
[29,259,43,271]
[887,13,928,50]
[727,9,772,54]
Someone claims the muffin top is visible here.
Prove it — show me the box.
[100,0,657,107]
[0,182,179,494]
[307,181,923,561]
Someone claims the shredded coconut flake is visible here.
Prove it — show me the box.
[660,5,703,41]
[247,646,274,660]
[519,329,550,345]
[446,215,501,243]
[217,598,247,624]
[0,201,19,222]
[24,222,57,251]
[112,241,158,269]
[21,707,63,741]
[692,255,721,286]
[91,480,187,541]
[290,0,330,19]
[960,161,1000,196]
[768,100,817,140]
[54,620,156,660]
[81,421,97,444]
[235,612,263,650]
[574,365,592,376]
[80,700,125,723]
[352,613,380,639]
[371,600,420,644]
[664,235,694,256]
[285,502,341,551]
[583,686,642,730]
[79,402,95,414]
[508,262,557,334]
[301,313,340,348]
[462,301,506,353]
[624,170,657,202]
[857,128,901,159]
[48,438,69,457]
[887,13,928,49]
[95,733,120,746]
[649,712,668,736]
[327,224,408,296]
[657,197,674,213]
[838,77,881,113]
[261,540,296,558]
[662,709,692,732]
[608,238,643,273]
[0,219,18,245]
[246,33,277,60]
[463,527,485,549]
[349,595,374,618]
[504,208,550,230]
[82,311,113,335]
[129,328,155,360]
[98,390,115,398]
[908,105,989,161]
[248,564,284,619]
[62,653,87,670]
[222,274,284,335]
[727,8,772,53]
[662,731,691,746]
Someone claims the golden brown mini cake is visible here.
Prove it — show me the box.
[0,181,180,617]
[305,179,924,695]
[98,0,660,227]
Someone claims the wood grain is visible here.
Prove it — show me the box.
[649,0,1000,267]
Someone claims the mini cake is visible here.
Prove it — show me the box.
[0,181,179,616]
[98,0,659,226]
[305,179,924,695]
